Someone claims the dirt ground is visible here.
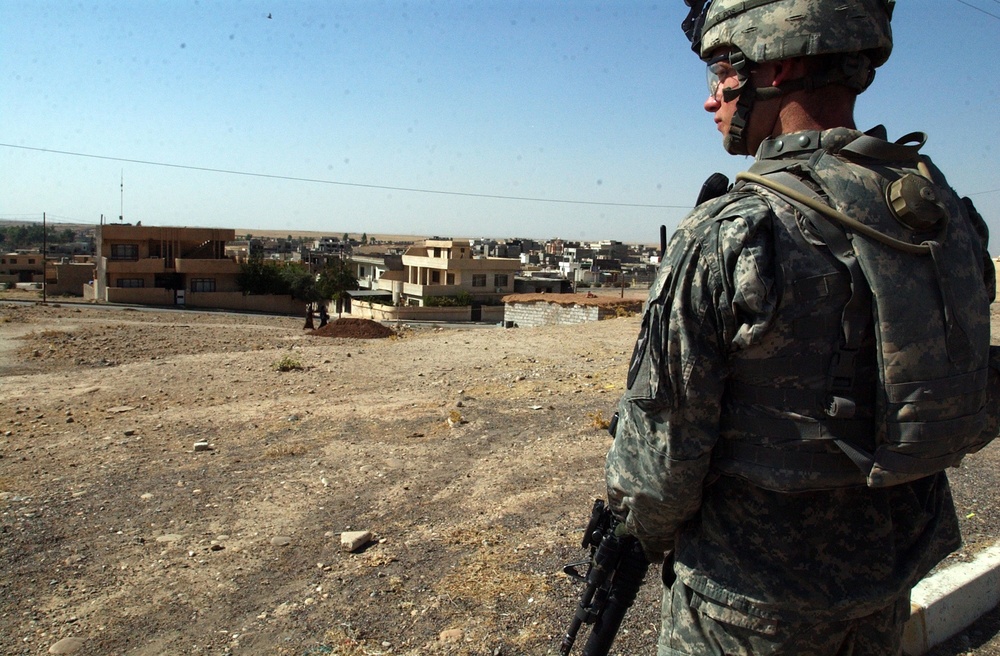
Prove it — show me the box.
[1,294,999,656]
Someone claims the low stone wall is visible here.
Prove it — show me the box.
[503,301,602,327]
[349,302,472,323]
[184,292,305,316]
[481,306,504,323]
[346,302,504,323]
[87,286,305,316]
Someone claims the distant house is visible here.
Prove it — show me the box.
[376,238,521,309]
[513,274,573,294]
[1,251,45,284]
[45,256,96,296]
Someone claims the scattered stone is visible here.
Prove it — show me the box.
[155,534,183,543]
[341,530,372,552]
[271,536,292,547]
[105,406,135,414]
[48,636,86,654]
[439,628,463,643]
[140,493,153,501]
[124,429,136,436]
[193,441,211,452]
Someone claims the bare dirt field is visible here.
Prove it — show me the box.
[1,295,998,655]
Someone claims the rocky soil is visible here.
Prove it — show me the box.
[1,296,998,655]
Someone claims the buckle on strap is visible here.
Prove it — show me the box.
[827,348,858,391]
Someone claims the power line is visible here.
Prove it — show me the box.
[955,0,1000,20]
[0,142,692,211]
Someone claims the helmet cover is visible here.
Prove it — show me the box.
[696,0,894,66]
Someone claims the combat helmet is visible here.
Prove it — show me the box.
[682,0,895,154]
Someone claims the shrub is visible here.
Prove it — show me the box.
[587,410,611,431]
[273,355,304,372]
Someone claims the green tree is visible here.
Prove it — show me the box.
[317,258,358,318]
[237,253,288,295]
[0,223,67,249]
[279,263,322,303]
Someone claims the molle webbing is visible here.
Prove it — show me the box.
[720,136,992,489]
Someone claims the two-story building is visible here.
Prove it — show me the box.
[376,238,521,310]
[1,251,45,284]
[88,224,240,306]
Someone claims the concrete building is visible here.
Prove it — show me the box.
[88,224,241,307]
[374,238,521,309]
[45,256,96,296]
[1,251,45,284]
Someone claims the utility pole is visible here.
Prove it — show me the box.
[42,212,47,304]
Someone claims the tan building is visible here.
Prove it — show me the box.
[45,256,96,296]
[1,251,45,284]
[377,238,521,308]
[89,224,240,306]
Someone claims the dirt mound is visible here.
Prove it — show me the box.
[310,317,395,339]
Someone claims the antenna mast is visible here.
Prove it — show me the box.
[119,170,124,222]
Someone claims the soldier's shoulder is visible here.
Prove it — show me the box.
[679,188,775,234]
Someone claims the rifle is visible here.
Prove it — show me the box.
[559,498,650,656]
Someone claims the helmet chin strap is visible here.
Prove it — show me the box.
[719,59,871,156]
[722,82,754,156]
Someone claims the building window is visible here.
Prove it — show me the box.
[494,274,509,287]
[8,258,16,264]
[110,244,139,260]
[433,247,441,258]
[191,278,216,292]
[117,278,144,288]
[472,274,486,287]
[358,266,367,278]
[431,270,440,284]
[28,259,36,264]
[446,273,455,285]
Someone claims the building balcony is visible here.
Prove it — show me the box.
[403,282,457,297]
[105,257,166,274]
[174,258,241,274]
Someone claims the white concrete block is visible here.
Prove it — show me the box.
[903,541,1000,655]
[341,530,372,552]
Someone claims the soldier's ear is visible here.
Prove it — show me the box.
[768,57,809,87]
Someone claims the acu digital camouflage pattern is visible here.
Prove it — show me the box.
[660,580,909,656]
[605,126,989,649]
[699,0,894,65]
[743,128,997,487]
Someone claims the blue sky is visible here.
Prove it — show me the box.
[2,1,999,248]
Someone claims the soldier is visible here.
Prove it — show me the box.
[606,1,999,654]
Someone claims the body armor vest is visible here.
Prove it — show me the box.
[713,127,997,490]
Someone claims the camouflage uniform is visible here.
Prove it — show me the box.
[605,127,992,655]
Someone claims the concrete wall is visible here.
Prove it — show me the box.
[83,284,305,316]
[348,302,505,323]
[184,292,305,316]
[46,262,96,296]
[503,301,618,327]
[349,302,472,322]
